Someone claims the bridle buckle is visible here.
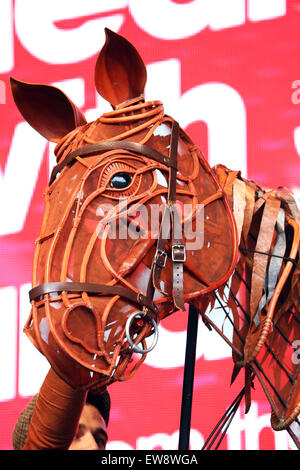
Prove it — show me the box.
[172,244,186,263]
[154,248,168,268]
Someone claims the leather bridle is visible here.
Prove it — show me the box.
[29,120,186,353]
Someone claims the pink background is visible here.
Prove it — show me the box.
[0,0,299,450]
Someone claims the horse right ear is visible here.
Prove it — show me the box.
[10,78,87,142]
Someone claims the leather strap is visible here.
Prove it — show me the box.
[148,120,185,310]
[49,140,177,185]
[34,122,184,327]
[152,205,171,294]
[29,281,158,315]
[168,121,185,310]
[253,208,286,326]
[171,206,186,310]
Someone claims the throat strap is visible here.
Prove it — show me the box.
[147,120,186,311]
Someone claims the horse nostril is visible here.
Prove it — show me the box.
[109,172,132,189]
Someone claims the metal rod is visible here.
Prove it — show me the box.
[178,303,199,450]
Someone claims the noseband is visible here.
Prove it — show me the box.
[29,121,185,353]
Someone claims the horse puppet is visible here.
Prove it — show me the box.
[11,29,300,449]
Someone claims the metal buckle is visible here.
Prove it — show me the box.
[154,249,167,268]
[172,244,186,263]
[125,312,159,354]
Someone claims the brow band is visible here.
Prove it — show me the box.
[49,140,177,185]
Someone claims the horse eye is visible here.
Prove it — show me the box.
[109,172,132,189]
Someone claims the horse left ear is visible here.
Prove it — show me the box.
[94,28,147,107]
[10,78,87,142]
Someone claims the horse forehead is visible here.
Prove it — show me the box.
[53,114,196,195]
[79,115,182,155]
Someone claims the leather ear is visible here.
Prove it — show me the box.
[10,78,87,142]
[94,28,147,107]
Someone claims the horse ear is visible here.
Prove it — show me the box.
[10,78,87,142]
[94,28,147,107]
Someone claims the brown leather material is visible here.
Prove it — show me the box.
[29,281,158,314]
[94,28,147,108]
[232,178,246,245]
[167,121,185,310]
[207,165,300,437]
[49,138,178,186]
[249,196,281,321]
[12,28,300,445]
[17,36,237,389]
[170,205,185,311]
[47,120,183,317]
[24,108,238,389]
[151,205,171,295]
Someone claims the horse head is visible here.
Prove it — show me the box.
[11,29,238,389]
